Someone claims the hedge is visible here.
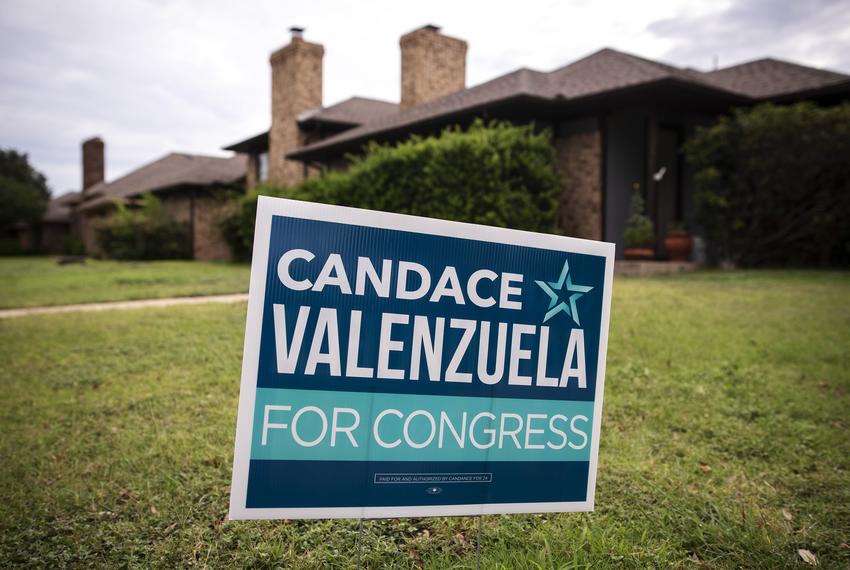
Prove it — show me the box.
[685,102,850,267]
[221,120,562,260]
[96,194,192,260]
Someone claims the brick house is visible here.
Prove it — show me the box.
[31,137,246,260]
[225,25,850,258]
[11,190,82,254]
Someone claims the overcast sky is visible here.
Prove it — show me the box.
[2,0,849,195]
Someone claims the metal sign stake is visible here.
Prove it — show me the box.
[476,515,482,570]
[356,517,364,569]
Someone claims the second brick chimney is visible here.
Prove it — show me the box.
[82,137,105,191]
[400,25,467,109]
[269,27,324,186]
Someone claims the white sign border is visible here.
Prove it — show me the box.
[229,196,615,520]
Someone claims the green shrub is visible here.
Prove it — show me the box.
[622,192,655,248]
[219,191,266,262]
[685,102,850,266]
[0,148,50,234]
[96,194,191,260]
[222,120,562,260]
[0,237,24,256]
[62,236,86,256]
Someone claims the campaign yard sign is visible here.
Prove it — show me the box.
[229,197,614,519]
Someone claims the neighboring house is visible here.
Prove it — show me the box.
[226,25,850,258]
[76,145,246,260]
[37,137,246,260]
[11,191,82,254]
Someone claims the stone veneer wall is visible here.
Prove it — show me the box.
[78,210,106,256]
[160,193,232,261]
[245,154,259,191]
[554,122,603,240]
[160,194,192,224]
[268,38,323,187]
[399,26,467,109]
[191,195,232,261]
[77,192,232,260]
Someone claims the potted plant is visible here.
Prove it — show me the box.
[623,192,655,260]
[664,222,692,262]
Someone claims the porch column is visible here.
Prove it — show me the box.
[245,154,260,191]
[553,118,604,240]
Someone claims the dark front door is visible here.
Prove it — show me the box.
[653,125,682,255]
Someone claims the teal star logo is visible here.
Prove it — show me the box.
[535,259,593,325]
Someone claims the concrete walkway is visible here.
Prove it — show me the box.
[0,293,248,319]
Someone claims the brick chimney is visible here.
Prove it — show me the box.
[268,27,323,186]
[81,137,105,191]
[400,25,467,109]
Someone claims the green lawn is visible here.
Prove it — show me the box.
[0,271,848,568]
[0,257,249,309]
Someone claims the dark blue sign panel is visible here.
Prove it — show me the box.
[230,197,614,519]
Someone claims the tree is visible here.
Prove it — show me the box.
[0,149,51,231]
[685,103,850,267]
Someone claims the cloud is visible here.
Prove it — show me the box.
[0,0,270,193]
[647,0,850,71]
[1,0,847,195]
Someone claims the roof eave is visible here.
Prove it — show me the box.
[78,196,125,213]
[78,177,244,213]
[760,78,850,103]
[149,178,246,196]
[298,116,362,130]
[287,93,553,162]
[553,76,753,109]
[222,131,269,153]
[288,78,755,163]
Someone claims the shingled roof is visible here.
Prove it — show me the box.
[80,153,246,211]
[299,96,399,127]
[286,67,553,160]
[223,96,398,152]
[288,48,850,161]
[701,58,850,98]
[222,131,268,154]
[287,48,742,159]
[42,191,81,223]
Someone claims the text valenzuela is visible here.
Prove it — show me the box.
[259,249,593,453]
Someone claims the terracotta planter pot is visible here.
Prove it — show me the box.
[664,231,692,262]
[623,247,655,260]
